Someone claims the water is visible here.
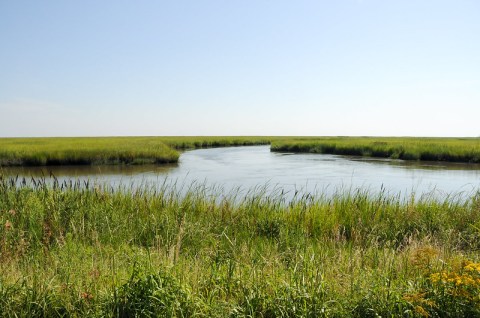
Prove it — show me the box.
[2,145,480,199]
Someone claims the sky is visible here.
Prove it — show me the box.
[0,0,479,137]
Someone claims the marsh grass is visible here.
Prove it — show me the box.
[0,137,181,166]
[1,176,480,316]
[0,136,274,167]
[161,136,273,150]
[2,136,479,167]
[271,137,480,163]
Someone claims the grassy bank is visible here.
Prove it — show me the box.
[162,136,273,149]
[271,137,480,163]
[1,177,480,316]
[0,137,273,167]
[2,136,480,167]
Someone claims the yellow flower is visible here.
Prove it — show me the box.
[430,273,440,282]
[462,276,476,286]
[463,261,480,273]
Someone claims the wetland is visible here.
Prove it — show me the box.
[1,137,480,317]
[2,145,479,199]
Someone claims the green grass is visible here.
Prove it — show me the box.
[0,136,274,167]
[271,137,480,163]
[2,136,480,167]
[0,137,180,166]
[160,136,274,149]
[1,177,480,316]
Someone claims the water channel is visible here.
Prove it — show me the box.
[2,145,480,199]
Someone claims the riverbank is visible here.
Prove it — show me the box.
[271,137,480,163]
[1,178,480,316]
[1,136,480,167]
[0,136,273,166]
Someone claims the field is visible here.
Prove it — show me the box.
[2,177,480,317]
[2,136,480,167]
[271,137,480,163]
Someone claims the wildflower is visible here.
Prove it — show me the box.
[4,220,12,230]
[462,275,476,286]
[464,262,480,273]
[430,271,448,283]
[430,273,441,283]
[8,209,16,216]
[415,305,429,317]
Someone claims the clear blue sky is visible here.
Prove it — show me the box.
[1,0,479,137]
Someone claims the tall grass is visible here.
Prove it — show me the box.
[161,136,274,149]
[271,137,480,163]
[2,136,479,167]
[0,137,180,166]
[0,136,274,167]
[1,176,480,316]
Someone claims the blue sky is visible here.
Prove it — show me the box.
[1,0,479,137]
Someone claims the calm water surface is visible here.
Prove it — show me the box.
[2,146,480,198]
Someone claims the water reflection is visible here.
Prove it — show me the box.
[1,163,178,177]
[348,156,480,171]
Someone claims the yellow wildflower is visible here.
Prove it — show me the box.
[430,273,440,282]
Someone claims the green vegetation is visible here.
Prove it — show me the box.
[0,137,179,166]
[0,137,273,166]
[271,137,480,163]
[2,177,480,316]
[161,136,273,149]
[1,136,480,167]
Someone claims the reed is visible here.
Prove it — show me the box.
[1,176,480,316]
